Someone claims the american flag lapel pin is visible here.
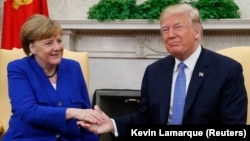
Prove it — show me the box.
[199,72,204,77]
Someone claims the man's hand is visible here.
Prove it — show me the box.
[77,105,115,134]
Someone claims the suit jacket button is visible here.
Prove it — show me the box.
[58,101,62,106]
[55,133,60,138]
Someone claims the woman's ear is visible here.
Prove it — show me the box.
[29,43,35,54]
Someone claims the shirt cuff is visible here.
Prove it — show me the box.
[111,118,118,137]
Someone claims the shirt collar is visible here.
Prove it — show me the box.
[174,45,201,72]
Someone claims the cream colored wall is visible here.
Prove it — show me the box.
[0,0,250,100]
[1,0,250,23]
[1,0,250,44]
[47,0,250,19]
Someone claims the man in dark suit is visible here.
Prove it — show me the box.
[78,3,248,139]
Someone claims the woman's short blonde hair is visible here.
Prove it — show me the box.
[20,14,63,56]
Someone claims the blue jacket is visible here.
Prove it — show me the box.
[3,55,98,141]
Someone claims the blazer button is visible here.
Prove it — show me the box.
[58,101,62,106]
[55,133,60,138]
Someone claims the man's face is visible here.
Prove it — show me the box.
[160,13,200,61]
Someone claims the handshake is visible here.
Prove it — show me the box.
[69,105,115,135]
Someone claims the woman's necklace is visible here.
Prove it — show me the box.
[47,66,58,78]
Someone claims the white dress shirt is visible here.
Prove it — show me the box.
[168,45,201,124]
[112,45,202,136]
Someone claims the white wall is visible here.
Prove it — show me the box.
[1,0,250,101]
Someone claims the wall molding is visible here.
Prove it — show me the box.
[57,19,250,59]
[57,19,250,31]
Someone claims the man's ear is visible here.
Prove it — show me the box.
[195,33,199,39]
[194,28,201,39]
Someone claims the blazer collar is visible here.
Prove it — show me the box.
[183,47,211,116]
[159,56,175,123]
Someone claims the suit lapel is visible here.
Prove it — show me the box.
[183,48,211,116]
[159,57,175,124]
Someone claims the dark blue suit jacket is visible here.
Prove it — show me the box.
[3,55,98,141]
[115,47,247,137]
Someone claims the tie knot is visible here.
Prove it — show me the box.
[178,62,186,70]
